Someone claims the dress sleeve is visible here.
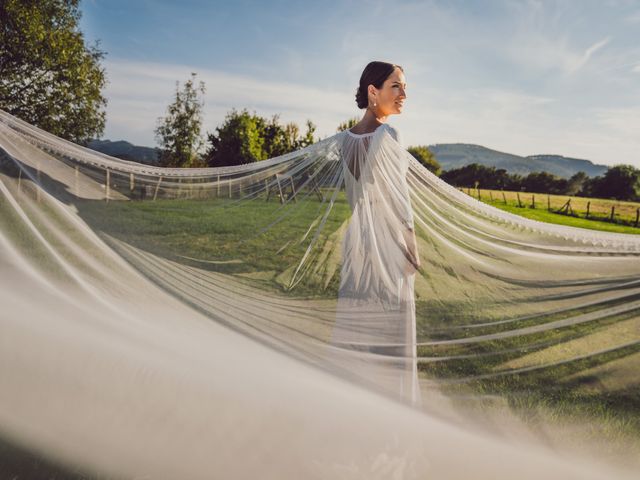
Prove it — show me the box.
[378,125,414,231]
[400,183,415,231]
[386,125,403,148]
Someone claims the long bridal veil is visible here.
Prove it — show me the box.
[329,123,422,407]
[1,107,640,479]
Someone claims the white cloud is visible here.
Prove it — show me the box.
[102,59,359,146]
[571,36,612,73]
[505,31,611,76]
[625,10,640,23]
[499,1,613,77]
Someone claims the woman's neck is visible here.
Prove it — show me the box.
[352,109,387,133]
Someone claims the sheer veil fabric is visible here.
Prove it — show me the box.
[330,123,422,407]
[1,108,640,479]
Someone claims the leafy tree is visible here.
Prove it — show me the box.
[262,114,316,158]
[0,0,107,144]
[565,171,588,196]
[522,171,566,194]
[492,168,512,190]
[297,120,317,149]
[440,163,527,191]
[205,109,317,167]
[155,72,206,168]
[408,146,441,175]
[205,109,266,167]
[337,117,359,132]
[584,164,640,201]
[441,163,497,189]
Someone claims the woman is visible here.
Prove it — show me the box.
[329,61,423,407]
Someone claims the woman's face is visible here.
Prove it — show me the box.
[370,67,407,116]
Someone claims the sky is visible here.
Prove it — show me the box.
[80,0,640,167]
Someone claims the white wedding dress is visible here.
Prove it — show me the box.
[329,123,422,407]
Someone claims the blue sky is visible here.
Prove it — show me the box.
[80,0,640,167]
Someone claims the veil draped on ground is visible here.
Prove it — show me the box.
[1,108,640,479]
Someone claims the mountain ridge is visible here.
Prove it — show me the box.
[87,138,610,178]
[428,143,608,178]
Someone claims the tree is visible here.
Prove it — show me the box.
[492,168,512,190]
[0,0,107,144]
[205,109,266,167]
[407,146,441,175]
[337,117,359,132]
[205,109,317,167]
[441,163,497,188]
[522,171,566,194]
[262,114,317,158]
[585,164,640,201]
[565,171,588,196]
[155,72,206,168]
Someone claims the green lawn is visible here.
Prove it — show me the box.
[76,194,640,462]
[77,194,351,297]
[480,198,640,234]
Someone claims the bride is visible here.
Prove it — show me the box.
[329,61,423,407]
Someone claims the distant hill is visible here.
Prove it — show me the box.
[428,143,608,179]
[87,139,160,166]
[87,138,609,179]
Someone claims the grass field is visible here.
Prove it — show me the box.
[417,297,640,462]
[461,187,640,234]
[76,191,640,464]
[77,194,351,297]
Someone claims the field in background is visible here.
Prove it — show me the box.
[459,188,640,234]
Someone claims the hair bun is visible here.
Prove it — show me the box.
[355,87,368,109]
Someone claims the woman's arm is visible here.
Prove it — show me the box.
[401,226,422,273]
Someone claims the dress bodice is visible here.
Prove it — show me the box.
[339,123,412,229]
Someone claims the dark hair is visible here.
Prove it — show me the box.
[355,61,403,109]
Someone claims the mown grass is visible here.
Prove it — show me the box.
[462,188,640,234]
[77,193,351,297]
[77,193,640,462]
[418,297,640,462]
